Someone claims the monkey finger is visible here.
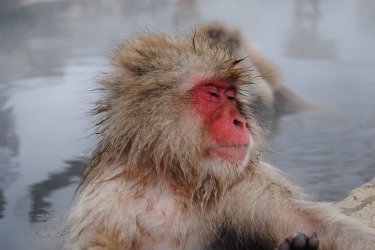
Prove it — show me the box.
[306,232,319,250]
[277,239,291,250]
[291,232,307,249]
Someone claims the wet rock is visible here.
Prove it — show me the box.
[337,177,375,227]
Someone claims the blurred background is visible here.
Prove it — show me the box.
[0,0,374,249]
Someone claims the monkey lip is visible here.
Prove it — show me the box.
[211,144,249,164]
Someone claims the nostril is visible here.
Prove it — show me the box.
[233,119,242,127]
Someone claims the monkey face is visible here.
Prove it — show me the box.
[191,79,252,168]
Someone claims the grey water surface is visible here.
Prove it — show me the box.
[0,0,374,249]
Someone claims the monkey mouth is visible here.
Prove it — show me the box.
[217,144,249,149]
[211,144,249,164]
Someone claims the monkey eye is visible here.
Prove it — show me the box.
[226,89,236,101]
[204,85,220,99]
[209,92,220,98]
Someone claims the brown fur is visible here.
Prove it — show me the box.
[64,24,375,250]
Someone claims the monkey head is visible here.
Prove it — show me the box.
[82,32,264,191]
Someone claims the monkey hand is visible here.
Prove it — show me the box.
[277,232,319,250]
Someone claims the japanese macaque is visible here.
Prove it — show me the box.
[64,24,375,250]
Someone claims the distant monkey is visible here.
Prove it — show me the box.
[64,24,375,250]
[197,22,309,116]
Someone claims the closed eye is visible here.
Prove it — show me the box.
[226,89,236,101]
[209,92,220,98]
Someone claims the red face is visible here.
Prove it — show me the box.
[192,79,251,165]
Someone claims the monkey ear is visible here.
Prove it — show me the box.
[111,35,173,76]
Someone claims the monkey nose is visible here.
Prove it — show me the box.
[232,116,246,129]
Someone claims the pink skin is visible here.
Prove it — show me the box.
[192,79,251,165]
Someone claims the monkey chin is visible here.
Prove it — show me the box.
[208,144,251,174]
[212,145,249,166]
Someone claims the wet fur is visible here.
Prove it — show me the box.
[64,24,375,249]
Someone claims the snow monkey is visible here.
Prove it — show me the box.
[64,24,375,250]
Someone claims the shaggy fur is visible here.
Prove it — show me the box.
[64,24,375,250]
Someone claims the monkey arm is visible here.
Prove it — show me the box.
[225,162,375,250]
